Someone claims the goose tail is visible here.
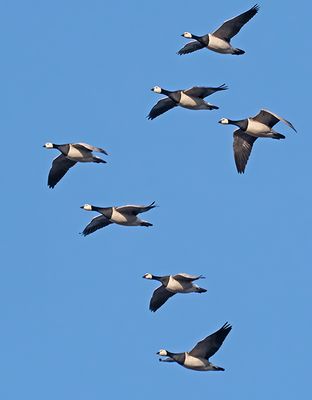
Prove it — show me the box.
[272,133,286,140]
[233,48,245,55]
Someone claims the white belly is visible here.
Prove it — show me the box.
[67,146,91,162]
[111,208,139,225]
[179,92,207,109]
[183,354,210,371]
[208,34,233,54]
[167,276,193,293]
[247,119,271,136]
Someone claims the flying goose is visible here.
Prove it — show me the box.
[43,142,108,188]
[219,109,297,173]
[143,273,207,312]
[157,322,232,371]
[148,84,228,120]
[178,4,259,56]
[80,202,156,236]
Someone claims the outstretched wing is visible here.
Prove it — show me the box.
[252,109,297,131]
[116,202,156,216]
[148,98,177,120]
[81,215,112,236]
[177,41,205,55]
[149,286,175,312]
[173,273,204,282]
[184,84,228,98]
[233,129,257,174]
[76,143,108,155]
[159,357,175,363]
[213,4,259,41]
[48,154,77,188]
[189,322,232,359]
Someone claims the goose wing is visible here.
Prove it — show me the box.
[48,154,76,188]
[212,4,259,41]
[148,98,177,120]
[173,273,204,282]
[116,202,156,216]
[81,215,112,236]
[149,285,176,312]
[76,143,108,155]
[177,41,205,55]
[233,129,257,174]
[252,109,297,131]
[184,84,228,98]
[159,357,175,363]
[189,323,232,359]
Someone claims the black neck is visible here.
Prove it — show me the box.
[96,207,113,219]
[170,352,186,364]
[90,205,101,211]
[54,144,70,154]
[151,275,164,282]
[150,275,170,286]
[160,89,173,96]
[192,34,208,45]
[161,90,180,104]
[228,119,248,131]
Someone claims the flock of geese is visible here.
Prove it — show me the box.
[43,4,296,372]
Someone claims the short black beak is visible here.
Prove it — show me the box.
[156,351,160,355]
[218,120,222,124]
[42,145,45,147]
[80,206,84,209]
[150,88,154,91]
[181,34,184,37]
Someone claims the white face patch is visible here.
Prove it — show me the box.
[44,142,54,149]
[158,349,167,356]
[219,118,229,124]
[143,273,153,279]
[183,32,192,38]
[83,204,92,211]
[152,86,162,94]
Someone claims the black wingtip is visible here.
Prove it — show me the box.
[221,322,232,332]
[79,232,87,237]
[219,84,229,91]
[253,4,260,12]
[149,301,158,312]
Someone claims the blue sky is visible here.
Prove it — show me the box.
[1,0,311,398]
